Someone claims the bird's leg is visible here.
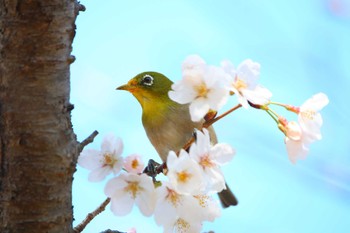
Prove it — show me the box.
[143,159,161,182]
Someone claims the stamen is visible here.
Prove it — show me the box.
[301,110,316,120]
[175,218,190,233]
[199,154,214,168]
[103,153,116,166]
[234,77,248,90]
[177,171,192,183]
[124,181,141,199]
[196,83,208,98]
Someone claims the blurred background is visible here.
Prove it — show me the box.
[71,0,350,232]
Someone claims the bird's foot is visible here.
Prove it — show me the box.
[143,159,161,182]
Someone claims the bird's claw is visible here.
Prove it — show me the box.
[143,159,161,182]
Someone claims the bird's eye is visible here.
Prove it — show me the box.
[141,74,154,86]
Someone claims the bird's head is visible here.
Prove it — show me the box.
[116,71,174,110]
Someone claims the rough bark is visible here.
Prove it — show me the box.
[0,0,82,232]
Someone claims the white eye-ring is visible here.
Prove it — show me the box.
[142,74,154,86]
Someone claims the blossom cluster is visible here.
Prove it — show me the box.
[277,93,329,163]
[78,129,235,232]
[169,55,329,164]
[169,55,272,122]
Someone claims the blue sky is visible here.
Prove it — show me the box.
[71,1,350,232]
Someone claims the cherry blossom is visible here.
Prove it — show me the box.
[78,134,124,182]
[285,136,310,164]
[167,150,204,195]
[169,55,230,122]
[298,92,329,143]
[193,194,221,222]
[154,182,216,233]
[221,59,272,108]
[104,173,155,217]
[280,93,329,163]
[181,54,206,71]
[124,154,144,174]
[189,129,235,193]
[281,120,310,163]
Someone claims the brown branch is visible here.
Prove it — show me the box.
[74,197,111,233]
[203,104,242,128]
[185,104,242,151]
[78,130,99,153]
[100,230,126,233]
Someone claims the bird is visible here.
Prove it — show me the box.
[116,71,238,207]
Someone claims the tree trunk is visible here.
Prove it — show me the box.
[0,1,82,232]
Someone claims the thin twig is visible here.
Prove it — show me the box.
[74,198,111,233]
[78,130,99,153]
[203,104,242,128]
[100,230,126,233]
[185,104,243,150]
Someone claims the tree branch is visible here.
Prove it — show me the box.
[78,130,99,153]
[74,197,110,233]
[100,230,126,233]
[203,104,242,128]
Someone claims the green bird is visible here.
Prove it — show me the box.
[117,71,238,207]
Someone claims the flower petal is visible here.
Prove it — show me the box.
[78,149,101,170]
[210,143,235,165]
[285,138,309,164]
[189,99,210,122]
[301,92,329,112]
[88,166,111,182]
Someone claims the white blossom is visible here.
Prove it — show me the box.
[283,121,310,163]
[167,150,204,195]
[78,134,124,182]
[124,154,144,174]
[283,93,329,163]
[182,54,206,71]
[298,92,329,143]
[189,129,235,193]
[285,136,310,164]
[221,59,272,108]
[104,173,155,217]
[193,194,221,222]
[154,182,204,233]
[169,55,230,122]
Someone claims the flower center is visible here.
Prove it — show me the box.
[125,181,141,199]
[196,83,208,98]
[175,218,190,232]
[194,194,209,208]
[177,170,191,183]
[166,187,181,207]
[234,77,248,90]
[199,154,214,168]
[103,153,116,166]
[131,159,139,169]
[301,110,316,120]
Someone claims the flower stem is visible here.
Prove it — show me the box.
[268,101,289,108]
[203,104,242,128]
[265,108,280,124]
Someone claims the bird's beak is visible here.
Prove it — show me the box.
[116,79,137,92]
[116,84,130,91]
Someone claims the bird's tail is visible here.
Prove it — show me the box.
[218,183,238,208]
